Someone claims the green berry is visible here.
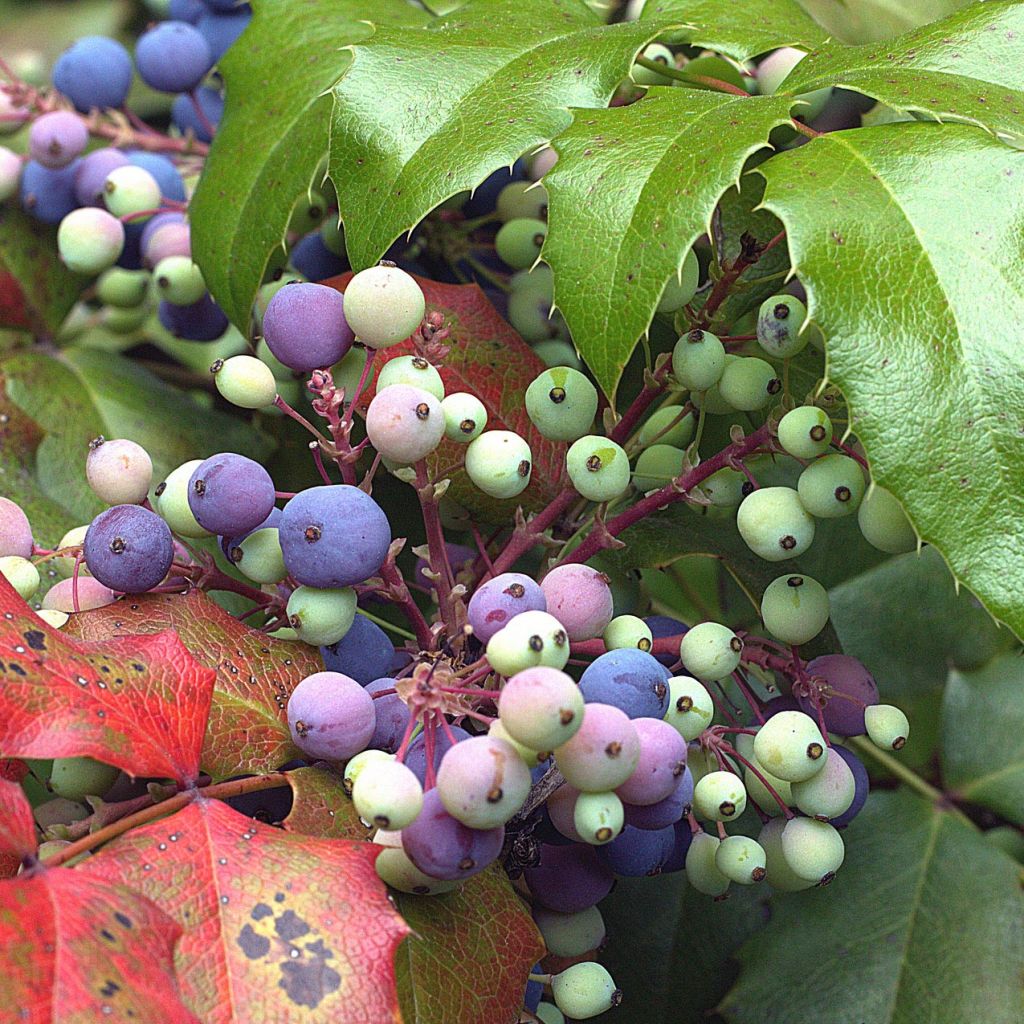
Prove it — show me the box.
[857,485,917,554]
[525,367,598,442]
[441,391,487,442]
[685,830,730,896]
[49,757,119,801]
[495,217,547,269]
[376,355,444,400]
[737,486,816,561]
[632,43,675,85]
[715,835,767,884]
[96,267,150,309]
[536,1004,565,1024]
[665,676,714,740]
[375,846,460,896]
[230,527,287,585]
[103,165,161,220]
[758,817,815,891]
[342,749,392,796]
[672,328,725,391]
[153,256,207,305]
[657,248,699,312]
[486,610,570,675]
[777,406,832,459]
[353,759,423,830]
[286,586,357,646]
[717,356,782,412]
[533,906,606,958]
[780,817,845,882]
[679,621,743,681]
[102,303,151,334]
[343,264,425,350]
[797,454,865,518]
[488,719,547,767]
[697,466,747,507]
[212,355,278,409]
[865,704,910,750]
[287,188,326,235]
[0,555,40,600]
[36,609,69,629]
[632,444,683,492]
[466,430,532,499]
[496,180,548,222]
[320,217,345,256]
[551,962,621,1020]
[791,747,856,819]
[256,338,294,381]
[761,573,830,645]
[533,339,583,370]
[694,769,746,821]
[57,208,124,274]
[638,405,695,448]
[573,790,624,845]
[566,435,630,502]
[753,710,827,783]
[682,54,746,91]
[603,614,653,652]
[757,294,808,358]
[741,745,793,815]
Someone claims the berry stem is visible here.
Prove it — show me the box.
[633,57,749,97]
[608,359,672,445]
[486,488,578,578]
[722,743,794,818]
[379,558,433,651]
[415,460,458,639]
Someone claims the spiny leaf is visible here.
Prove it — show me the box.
[81,798,409,1024]
[191,0,430,329]
[329,0,670,268]
[284,763,372,841]
[0,576,214,785]
[63,589,318,780]
[0,777,36,878]
[543,89,794,397]
[782,1,1024,144]
[720,790,1024,1024]
[0,868,198,1023]
[758,124,1024,639]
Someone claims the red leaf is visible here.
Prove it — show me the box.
[0,577,214,785]
[0,776,35,878]
[325,273,570,521]
[0,868,198,1023]
[64,589,319,779]
[0,271,29,329]
[81,798,410,1023]
[1,758,28,782]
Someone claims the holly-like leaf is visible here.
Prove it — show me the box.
[758,124,1024,639]
[284,764,372,841]
[393,868,545,1024]
[782,1,1024,144]
[639,0,829,60]
[0,206,82,335]
[325,272,570,520]
[0,777,36,879]
[0,868,199,1023]
[329,0,669,268]
[543,90,794,397]
[941,654,1024,825]
[63,589,318,780]
[191,0,430,329]
[82,798,409,1024]
[720,790,1024,1024]
[0,576,214,785]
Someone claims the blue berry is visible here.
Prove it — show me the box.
[158,295,228,341]
[83,505,173,594]
[197,7,253,62]
[578,649,671,719]
[170,86,224,143]
[320,613,395,685]
[135,22,212,93]
[53,37,133,112]
[187,453,276,536]
[20,160,80,224]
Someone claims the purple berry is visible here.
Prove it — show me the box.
[524,844,615,913]
[29,111,88,169]
[540,564,614,641]
[830,745,869,828]
[187,453,275,536]
[645,614,689,667]
[578,648,671,720]
[83,504,173,593]
[158,295,227,341]
[289,231,347,282]
[170,86,223,143]
[401,788,503,881]
[467,572,546,644]
[287,671,375,760]
[623,766,693,830]
[262,282,353,372]
[800,654,880,736]
[404,724,470,784]
[135,21,212,93]
[20,160,81,224]
[415,542,475,592]
[615,717,687,805]
[73,148,129,207]
[364,677,411,753]
[662,818,695,873]
[596,824,676,877]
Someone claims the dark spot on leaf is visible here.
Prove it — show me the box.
[251,903,273,920]
[275,909,311,941]
[278,939,340,1010]
[23,630,45,651]
[114,912,132,928]
[238,924,271,960]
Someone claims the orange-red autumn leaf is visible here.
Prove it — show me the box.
[0,776,35,878]
[81,797,409,1023]
[0,577,213,785]
[0,867,199,1023]
[284,763,372,841]
[326,273,570,521]
[64,588,319,779]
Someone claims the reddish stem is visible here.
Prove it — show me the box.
[487,488,577,578]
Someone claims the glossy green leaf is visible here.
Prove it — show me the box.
[758,124,1024,639]
[191,0,429,329]
[329,0,668,269]
[783,1,1024,144]
[942,654,1024,825]
[639,0,828,60]
[721,789,1024,1024]
[544,90,793,397]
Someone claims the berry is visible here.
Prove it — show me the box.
[126,151,186,203]
[321,614,395,685]
[142,214,190,267]
[495,217,547,269]
[153,256,207,305]
[797,454,865,518]
[441,391,487,442]
[800,654,879,736]
[632,444,683,492]
[196,7,252,62]
[578,648,671,720]
[374,845,459,896]
[467,571,546,644]
[342,749,391,796]
[757,47,832,119]
[672,329,725,391]
[693,770,746,821]
[41,577,116,613]
[717,356,782,411]
[752,710,828,783]
[401,788,504,881]
[154,460,211,538]
[532,906,606,959]
[83,505,173,593]
[632,43,675,85]
[525,843,615,913]
[135,21,212,93]
[791,746,856,818]
[489,719,547,767]
[364,678,412,754]
[596,822,676,875]
[657,248,700,312]
[685,831,730,896]
[86,437,153,505]
[287,671,375,760]
[638,404,695,448]
[780,817,845,883]
[171,86,224,143]
[486,610,570,675]
[286,586,357,646]
[366,384,445,464]
[261,281,354,372]
[437,735,531,828]
[499,666,584,751]
[342,265,425,349]
[49,757,119,801]
[103,165,161,220]
[697,466,747,507]
[664,676,714,741]
[496,180,548,221]
[761,573,830,646]
[715,835,767,884]
[756,294,808,358]
[566,435,631,502]
[830,745,870,828]
[777,405,832,459]
[53,37,134,112]
[857,485,917,554]
[865,704,910,750]
[36,609,69,630]
[737,486,816,561]
[603,614,653,652]
[187,453,275,536]
[0,556,40,600]
[404,725,471,785]
[376,355,444,399]
[736,736,793,815]
[678,621,743,680]
[0,147,20,203]
[212,355,278,409]
[540,564,614,642]
[555,703,641,792]
[525,367,598,442]
[575,792,626,847]
[465,430,532,499]
[0,497,33,559]
[614,717,687,806]
[20,160,81,224]
[551,963,621,1020]
[29,111,88,170]
[279,485,391,589]
[96,267,149,308]
[158,295,230,341]
[352,759,423,830]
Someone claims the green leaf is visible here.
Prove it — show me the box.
[0,207,82,335]
[721,789,1024,1024]
[783,1,1024,144]
[639,0,829,60]
[329,0,667,269]
[942,654,1024,825]
[758,124,1024,639]
[543,90,794,397]
[2,347,273,522]
[191,0,429,329]
[283,764,374,839]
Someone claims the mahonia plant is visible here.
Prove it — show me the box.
[0,1,1021,1023]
